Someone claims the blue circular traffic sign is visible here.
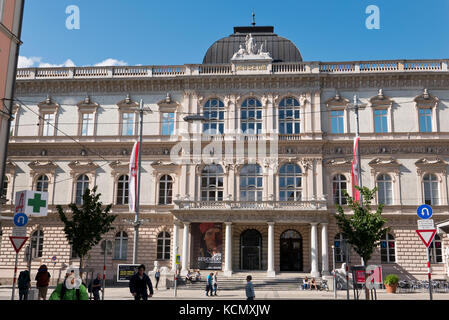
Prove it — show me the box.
[417,204,433,219]
[13,213,28,227]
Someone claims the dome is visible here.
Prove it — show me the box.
[203,26,303,64]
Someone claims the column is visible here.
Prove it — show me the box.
[224,222,233,276]
[171,222,179,272]
[181,222,190,275]
[267,222,276,277]
[310,223,320,277]
[321,223,330,276]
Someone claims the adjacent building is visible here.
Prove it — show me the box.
[1,25,449,284]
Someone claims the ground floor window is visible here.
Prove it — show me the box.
[429,234,443,263]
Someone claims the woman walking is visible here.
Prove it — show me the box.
[212,271,218,296]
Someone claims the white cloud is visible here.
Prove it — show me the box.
[94,58,128,67]
[17,56,42,68]
[39,59,76,68]
[18,56,129,68]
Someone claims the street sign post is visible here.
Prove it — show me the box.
[416,204,435,300]
[9,236,28,300]
[417,204,433,220]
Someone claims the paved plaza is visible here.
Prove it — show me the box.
[0,286,448,300]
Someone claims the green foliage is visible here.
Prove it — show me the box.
[334,186,389,265]
[56,186,116,268]
[384,274,399,285]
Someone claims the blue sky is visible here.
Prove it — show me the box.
[18,0,449,67]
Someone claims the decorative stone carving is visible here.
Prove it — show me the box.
[231,34,272,61]
[415,157,448,175]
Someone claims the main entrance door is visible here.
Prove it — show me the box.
[280,230,303,271]
[240,229,262,270]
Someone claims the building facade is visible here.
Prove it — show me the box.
[1,25,449,283]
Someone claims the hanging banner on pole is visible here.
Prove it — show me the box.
[351,136,361,203]
[416,229,437,248]
[129,141,139,213]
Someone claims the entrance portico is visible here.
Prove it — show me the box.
[171,200,329,277]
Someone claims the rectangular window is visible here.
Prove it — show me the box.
[81,113,94,136]
[330,110,344,134]
[162,112,175,135]
[374,109,388,133]
[419,109,432,132]
[121,112,134,136]
[10,115,16,137]
[42,113,55,136]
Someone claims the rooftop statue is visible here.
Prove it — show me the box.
[231,33,272,61]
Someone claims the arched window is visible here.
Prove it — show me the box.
[377,174,393,205]
[75,174,89,205]
[116,175,129,205]
[279,163,302,201]
[380,233,395,263]
[31,230,44,258]
[201,165,224,201]
[157,231,171,260]
[334,233,347,263]
[203,98,225,134]
[423,173,439,205]
[35,175,49,193]
[333,175,347,205]
[240,98,262,134]
[279,97,300,134]
[240,164,263,201]
[158,175,173,205]
[114,231,128,260]
[429,234,443,263]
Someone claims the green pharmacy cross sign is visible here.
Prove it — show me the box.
[28,193,47,213]
[14,190,49,217]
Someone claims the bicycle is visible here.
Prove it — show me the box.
[319,279,329,291]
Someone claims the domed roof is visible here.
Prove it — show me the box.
[203,26,302,64]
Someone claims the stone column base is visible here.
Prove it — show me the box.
[223,270,233,277]
[266,270,276,278]
[311,271,321,278]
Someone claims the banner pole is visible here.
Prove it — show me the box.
[11,252,18,300]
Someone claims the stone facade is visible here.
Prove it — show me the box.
[1,26,449,284]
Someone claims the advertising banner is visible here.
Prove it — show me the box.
[191,223,223,270]
[117,264,140,282]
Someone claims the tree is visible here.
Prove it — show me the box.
[334,186,389,299]
[57,186,116,276]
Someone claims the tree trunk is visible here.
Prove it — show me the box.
[79,255,84,278]
[362,258,370,300]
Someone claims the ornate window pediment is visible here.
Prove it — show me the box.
[157,93,180,112]
[38,95,60,113]
[324,158,352,172]
[68,161,99,177]
[368,157,401,174]
[5,160,17,175]
[109,160,130,176]
[414,89,439,108]
[369,89,393,108]
[116,94,139,111]
[415,157,447,175]
[151,161,181,177]
[77,95,99,112]
[28,161,58,175]
[325,92,349,109]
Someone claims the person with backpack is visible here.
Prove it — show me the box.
[129,264,153,300]
[49,271,89,300]
[18,270,31,300]
[35,264,51,300]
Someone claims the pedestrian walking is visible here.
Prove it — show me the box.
[129,264,154,300]
[245,275,255,301]
[154,269,160,289]
[35,264,51,300]
[206,273,213,296]
[91,273,102,300]
[212,271,218,296]
[17,270,31,300]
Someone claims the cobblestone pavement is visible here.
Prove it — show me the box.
[0,286,448,300]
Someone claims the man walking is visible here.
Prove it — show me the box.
[154,269,160,290]
[206,272,213,296]
[129,264,154,300]
[245,275,255,301]
[212,271,218,296]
